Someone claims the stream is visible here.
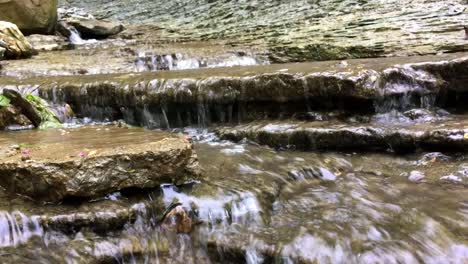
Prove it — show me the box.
[0,125,466,263]
[0,1,466,263]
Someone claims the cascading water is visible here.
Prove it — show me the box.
[134,52,264,72]
[68,26,97,45]
[0,211,43,247]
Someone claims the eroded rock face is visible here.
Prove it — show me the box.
[0,126,201,203]
[0,21,33,59]
[0,0,58,35]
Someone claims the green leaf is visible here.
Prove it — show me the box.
[0,95,10,107]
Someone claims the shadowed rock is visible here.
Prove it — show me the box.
[3,89,41,127]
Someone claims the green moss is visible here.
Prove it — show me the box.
[0,95,10,107]
[24,94,62,129]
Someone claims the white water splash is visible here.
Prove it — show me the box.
[161,185,262,228]
[0,211,43,247]
[69,27,97,45]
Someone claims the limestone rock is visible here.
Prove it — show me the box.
[67,18,124,39]
[0,21,33,59]
[0,0,58,35]
[0,126,201,203]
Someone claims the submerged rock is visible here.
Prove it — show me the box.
[159,204,193,234]
[408,171,425,182]
[0,126,201,203]
[0,0,58,35]
[0,21,33,59]
[216,121,468,153]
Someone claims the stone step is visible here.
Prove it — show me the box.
[1,53,465,128]
[0,125,200,203]
[216,117,468,153]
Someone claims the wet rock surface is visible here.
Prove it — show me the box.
[59,0,467,62]
[0,128,465,262]
[0,53,464,128]
[67,18,124,39]
[0,2,464,262]
[216,118,468,152]
[0,126,201,202]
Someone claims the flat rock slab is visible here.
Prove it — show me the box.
[0,126,200,202]
[0,53,465,128]
[59,0,468,62]
[217,118,468,153]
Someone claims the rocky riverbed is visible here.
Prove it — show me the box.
[0,0,466,263]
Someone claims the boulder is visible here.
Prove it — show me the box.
[0,0,58,35]
[67,19,124,39]
[0,126,201,203]
[0,21,33,59]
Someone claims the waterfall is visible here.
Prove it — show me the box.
[68,26,97,45]
[0,211,43,247]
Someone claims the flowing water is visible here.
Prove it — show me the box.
[0,126,466,263]
[0,2,466,261]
